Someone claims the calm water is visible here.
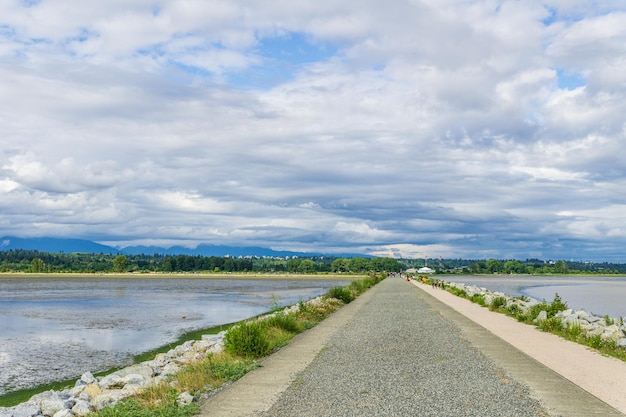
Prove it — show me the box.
[448,275,626,318]
[0,277,346,395]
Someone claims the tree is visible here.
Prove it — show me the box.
[554,261,569,274]
[30,258,46,273]
[113,255,129,273]
[331,258,350,273]
[286,259,301,273]
[503,260,525,274]
[486,259,503,273]
[297,259,316,273]
[348,257,370,272]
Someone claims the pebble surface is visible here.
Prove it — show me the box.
[261,277,549,417]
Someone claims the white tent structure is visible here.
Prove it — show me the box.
[417,266,435,274]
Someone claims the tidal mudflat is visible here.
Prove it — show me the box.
[0,275,347,395]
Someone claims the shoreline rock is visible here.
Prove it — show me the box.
[0,332,226,417]
[445,281,626,345]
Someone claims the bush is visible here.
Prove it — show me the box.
[548,293,567,316]
[265,312,303,334]
[470,294,486,306]
[565,322,583,340]
[326,286,355,304]
[224,321,272,358]
[489,296,507,311]
[538,316,563,332]
[447,287,467,298]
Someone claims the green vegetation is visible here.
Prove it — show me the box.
[89,389,198,417]
[3,249,626,275]
[0,250,402,274]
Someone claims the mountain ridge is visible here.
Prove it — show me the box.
[0,236,361,258]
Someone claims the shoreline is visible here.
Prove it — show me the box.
[0,272,364,280]
[0,275,353,405]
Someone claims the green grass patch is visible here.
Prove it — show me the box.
[89,388,197,417]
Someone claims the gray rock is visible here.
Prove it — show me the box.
[585,324,604,338]
[92,391,126,411]
[3,402,40,417]
[71,399,92,417]
[116,364,154,380]
[40,396,66,417]
[177,392,194,407]
[535,310,548,322]
[52,409,74,417]
[616,338,626,348]
[76,372,97,386]
[121,373,147,387]
[98,374,124,390]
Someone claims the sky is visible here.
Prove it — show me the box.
[1,1,626,261]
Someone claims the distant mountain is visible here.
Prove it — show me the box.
[0,236,340,258]
[0,236,120,254]
[120,243,320,258]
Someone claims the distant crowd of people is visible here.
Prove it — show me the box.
[388,272,446,290]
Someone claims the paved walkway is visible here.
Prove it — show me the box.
[198,277,624,416]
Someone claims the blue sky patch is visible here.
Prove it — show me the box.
[255,32,337,65]
[556,68,586,90]
[228,31,338,89]
[542,7,557,26]
[20,0,41,7]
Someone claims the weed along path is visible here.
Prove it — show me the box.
[198,277,622,416]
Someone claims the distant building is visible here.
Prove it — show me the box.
[417,267,435,274]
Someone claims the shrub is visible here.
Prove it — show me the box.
[224,321,272,358]
[470,294,486,306]
[326,286,355,304]
[538,316,563,333]
[548,293,567,317]
[565,322,583,340]
[265,312,303,334]
[296,298,340,326]
[350,278,374,294]
[447,287,467,298]
[489,296,507,311]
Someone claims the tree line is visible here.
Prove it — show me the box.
[1,250,624,275]
[0,250,402,274]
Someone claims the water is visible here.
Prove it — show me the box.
[447,275,626,318]
[0,276,346,395]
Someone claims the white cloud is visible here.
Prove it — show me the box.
[0,1,625,260]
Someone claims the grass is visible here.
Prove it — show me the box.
[57,273,386,417]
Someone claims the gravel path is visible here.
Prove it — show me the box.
[260,277,548,417]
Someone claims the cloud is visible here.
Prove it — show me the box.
[1,1,625,261]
